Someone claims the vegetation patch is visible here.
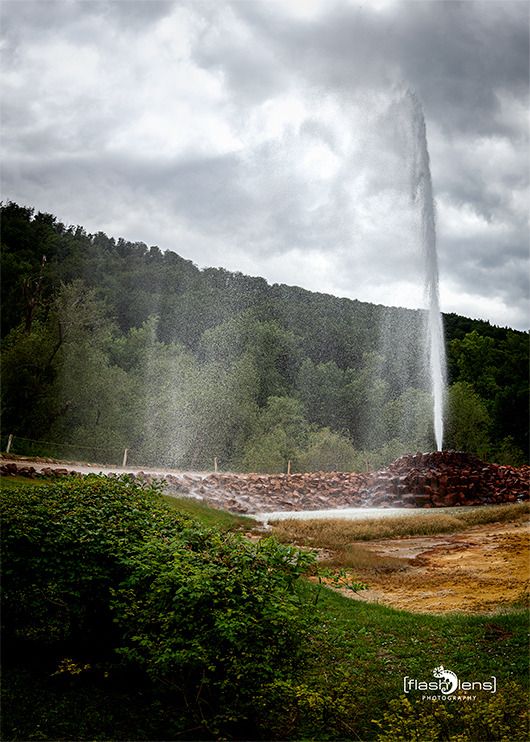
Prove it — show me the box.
[0,474,49,490]
[2,203,528,472]
[1,477,314,739]
[162,492,256,531]
[271,502,530,548]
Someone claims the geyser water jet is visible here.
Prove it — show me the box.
[408,90,446,450]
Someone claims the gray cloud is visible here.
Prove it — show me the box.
[0,0,528,329]
[228,0,529,136]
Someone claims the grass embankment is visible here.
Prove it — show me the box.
[0,475,49,490]
[291,584,528,740]
[162,493,256,531]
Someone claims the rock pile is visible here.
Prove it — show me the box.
[161,470,372,513]
[0,462,80,479]
[1,451,528,513]
[358,451,529,508]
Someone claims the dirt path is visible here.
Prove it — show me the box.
[340,520,529,613]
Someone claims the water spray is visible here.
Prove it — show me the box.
[407,90,447,450]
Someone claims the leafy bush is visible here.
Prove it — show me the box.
[373,684,529,741]
[1,476,177,646]
[112,533,314,734]
[1,477,314,737]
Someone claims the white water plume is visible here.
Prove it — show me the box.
[407,90,447,450]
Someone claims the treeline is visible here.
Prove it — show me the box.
[1,202,528,469]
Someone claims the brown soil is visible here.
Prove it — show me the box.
[336,520,529,614]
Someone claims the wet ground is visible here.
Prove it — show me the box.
[337,520,529,614]
[252,505,480,522]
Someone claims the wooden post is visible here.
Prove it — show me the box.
[122,448,128,467]
[6,434,13,454]
[287,459,291,475]
[214,456,218,472]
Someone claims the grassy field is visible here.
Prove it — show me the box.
[286,583,529,740]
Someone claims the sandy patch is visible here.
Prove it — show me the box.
[335,521,529,614]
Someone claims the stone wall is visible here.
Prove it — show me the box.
[2,451,528,514]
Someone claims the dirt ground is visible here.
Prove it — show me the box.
[339,520,529,614]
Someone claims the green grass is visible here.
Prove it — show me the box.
[285,582,529,740]
[163,493,257,531]
[0,475,49,490]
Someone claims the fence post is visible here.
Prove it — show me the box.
[122,448,128,468]
[6,434,13,454]
[214,456,218,473]
[287,459,291,475]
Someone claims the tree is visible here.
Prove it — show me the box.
[383,387,434,451]
[448,331,499,402]
[445,382,491,456]
[297,428,357,472]
[342,353,388,449]
[295,359,348,431]
[240,396,309,472]
[201,314,301,407]
[1,321,62,438]
[45,281,137,460]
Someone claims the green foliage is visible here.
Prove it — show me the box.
[111,535,314,732]
[296,358,349,430]
[445,382,491,456]
[373,683,529,741]
[1,477,315,737]
[315,567,369,596]
[1,476,173,645]
[449,330,499,402]
[297,427,358,471]
[1,321,60,437]
[253,678,337,740]
[1,202,528,467]
[240,396,309,472]
[490,436,526,467]
[201,312,301,406]
[383,388,434,451]
[2,478,529,739]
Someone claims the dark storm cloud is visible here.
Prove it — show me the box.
[225,0,529,136]
[443,232,529,305]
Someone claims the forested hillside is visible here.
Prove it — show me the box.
[1,202,528,469]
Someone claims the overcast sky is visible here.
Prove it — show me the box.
[1,0,528,329]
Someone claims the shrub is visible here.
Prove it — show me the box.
[1,476,315,737]
[112,534,314,734]
[373,683,529,741]
[1,476,180,647]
